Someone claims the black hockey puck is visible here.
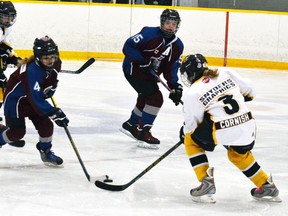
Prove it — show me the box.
[104,179,113,183]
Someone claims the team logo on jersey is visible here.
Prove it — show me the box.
[152,46,172,68]
[199,78,236,106]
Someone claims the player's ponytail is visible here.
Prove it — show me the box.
[203,68,219,78]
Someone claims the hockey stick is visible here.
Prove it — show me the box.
[150,70,183,105]
[60,57,95,74]
[95,141,182,191]
[51,96,113,183]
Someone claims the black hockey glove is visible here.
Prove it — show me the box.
[169,83,183,106]
[43,80,58,99]
[0,43,13,54]
[0,43,21,69]
[0,54,8,72]
[50,108,69,127]
[0,72,7,88]
[179,126,185,144]
[138,60,153,74]
[6,56,22,67]
[0,43,12,72]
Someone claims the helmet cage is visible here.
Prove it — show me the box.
[160,9,181,38]
[180,70,196,88]
[0,1,17,28]
[180,54,208,87]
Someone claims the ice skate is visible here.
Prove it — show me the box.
[0,117,7,133]
[121,122,159,149]
[0,120,7,148]
[251,175,282,202]
[0,116,4,148]
[8,140,26,148]
[120,120,140,140]
[0,117,26,148]
[36,143,63,167]
[190,167,216,203]
[137,126,160,149]
[0,123,6,133]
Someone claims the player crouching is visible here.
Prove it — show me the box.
[0,36,69,167]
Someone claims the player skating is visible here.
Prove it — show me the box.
[0,1,20,105]
[0,36,69,166]
[0,1,25,147]
[179,54,281,203]
[121,8,184,148]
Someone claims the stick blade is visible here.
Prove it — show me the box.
[77,57,95,73]
[95,180,127,191]
[61,57,95,74]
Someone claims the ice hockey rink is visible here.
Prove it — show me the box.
[0,60,287,216]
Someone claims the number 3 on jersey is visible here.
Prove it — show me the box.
[218,94,239,115]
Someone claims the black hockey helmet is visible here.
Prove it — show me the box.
[180,54,208,87]
[33,36,59,69]
[160,9,181,38]
[0,1,16,28]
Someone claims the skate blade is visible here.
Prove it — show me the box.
[119,128,138,141]
[253,196,282,203]
[191,194,216,204]
[137,142,159,150]
[43,162,64,168]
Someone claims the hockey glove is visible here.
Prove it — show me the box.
[50,108,69,127]
[0,43,13,55]
[0,54,8,72]
[138,60,153,74]
[43,80,58,99]
[169,83,183,106]
[0,43,13,71]
[179,126,185,144]
[0,72,7,88]
[0,43,21,68]
[6,56,22,67]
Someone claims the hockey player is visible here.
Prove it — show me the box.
[0,1,21,108]
[0,36,69,166]
[121,8,184,148]
[0,1,24,148]
[179,54,281,203]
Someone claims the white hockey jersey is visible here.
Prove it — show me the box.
[0,26,13,44]
[183,67,256,146]
[0,26,16,56]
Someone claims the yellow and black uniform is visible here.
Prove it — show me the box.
[182,67,268,187]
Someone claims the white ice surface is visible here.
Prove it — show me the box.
[0,61,287,216]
